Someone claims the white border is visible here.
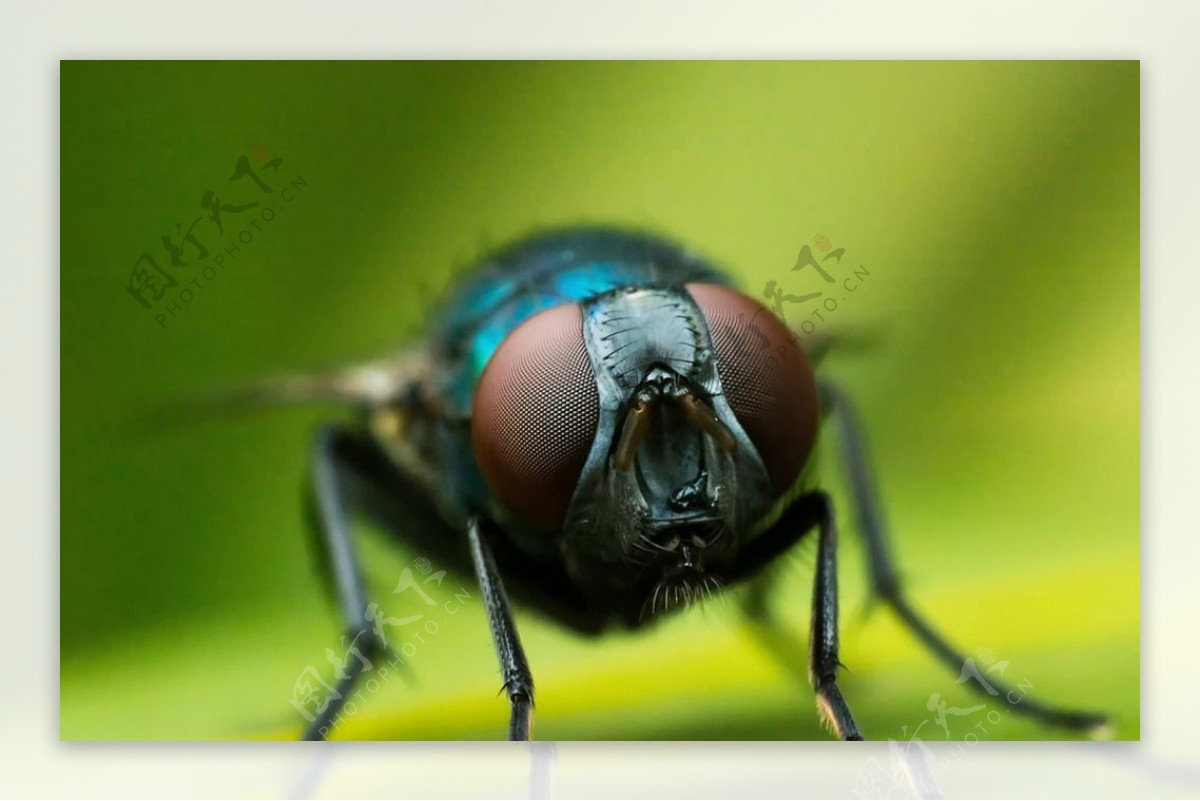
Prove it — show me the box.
[6,0,1197,797]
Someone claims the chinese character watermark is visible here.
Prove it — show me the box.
[854,648,1034,799]
[712,234,873,386]
[288,557,471,738]
[765,233,871,343]
[122,146,309,329]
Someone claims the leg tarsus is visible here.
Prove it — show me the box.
[509,697,534,741]
[820,379,1110,734]
[814,682,863,741]
[299,623,387,741]
[302,425,413,739]
[468,515,536,741]
[302,426,377,740]
[721,490,863,739]
[885,591,1108,731]
[807,491,864,741]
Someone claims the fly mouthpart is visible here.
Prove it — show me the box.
[678,392,737,455]
[614,399,651,470]
[678,542,696,570]
[669,469,710,513]
[612,372,737,472]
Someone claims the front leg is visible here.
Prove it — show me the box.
[807,492,863,740]
[720,491,863,740]
[467,515,536,740]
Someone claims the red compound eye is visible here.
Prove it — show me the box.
[471,304,600,531]
[687,283,819,496]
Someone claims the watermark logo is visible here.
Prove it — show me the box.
[763,233,870,343]
[854,648,1031,799]
[709,234,872,386]
[288,556,471,737]
[123,146,309,328]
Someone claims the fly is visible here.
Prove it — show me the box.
[232,226,1108,740]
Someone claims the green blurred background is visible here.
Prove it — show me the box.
[60,61,1138,741]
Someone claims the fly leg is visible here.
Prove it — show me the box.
[468,515,536,740]
[721,491,863,740]
[301,424,388,740]
[807,491,864,740]
[820,379,1110,734]
[304,424,540,740]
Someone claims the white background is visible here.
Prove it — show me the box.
[4,1,1196,797]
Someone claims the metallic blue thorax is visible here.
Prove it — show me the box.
[433,228,728,417]
[419,229,731,537]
